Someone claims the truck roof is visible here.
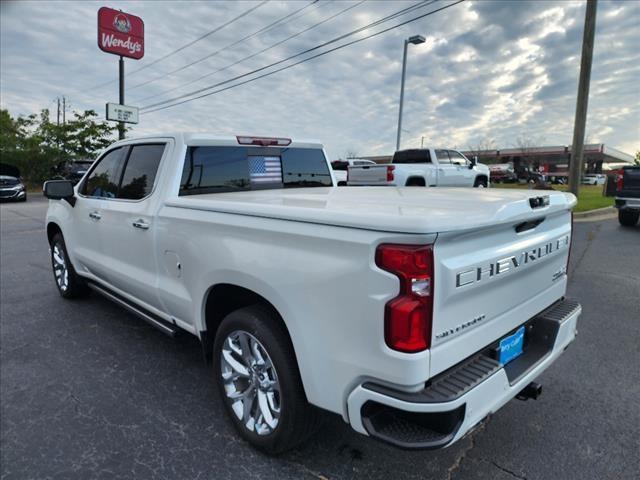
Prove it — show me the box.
[108,133,324,150]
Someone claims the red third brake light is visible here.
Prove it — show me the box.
[236,136,291,147]
[376,244,434,353]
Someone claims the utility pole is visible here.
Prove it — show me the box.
[62,96,66,125]
[568,0,597,197]
[57,98,60,126]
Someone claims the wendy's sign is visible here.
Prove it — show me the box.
[98,7,144,59]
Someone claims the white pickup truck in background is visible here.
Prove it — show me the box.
[348,148,490,187]
[44,133,580,453]
[331,158,376,186]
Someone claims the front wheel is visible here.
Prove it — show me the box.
[213,305,320,454]
[474,177,488,188]
[618,210,639,227]
[50,233,89,298]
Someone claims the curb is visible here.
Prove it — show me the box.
[573,206,615,218]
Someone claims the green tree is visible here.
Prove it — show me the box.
[634,150,640,166]
[0,107,119,183]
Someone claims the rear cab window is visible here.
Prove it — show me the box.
[392,150,431,164]
[180,146,332,196]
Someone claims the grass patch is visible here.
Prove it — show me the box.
[492,183,613,212]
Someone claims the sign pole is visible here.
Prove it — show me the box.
[118,56,125,140]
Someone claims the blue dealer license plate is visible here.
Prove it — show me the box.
[499,326,525,365]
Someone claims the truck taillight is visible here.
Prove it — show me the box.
[567,212,574,275]
[616,173,624,191]
[387,165,395,182]
[376,244,434,353]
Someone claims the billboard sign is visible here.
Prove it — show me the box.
[98,7,144,59]
[106,103,139,124]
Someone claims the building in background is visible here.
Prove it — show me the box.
[355,144,633,182]
[461,144,634,179]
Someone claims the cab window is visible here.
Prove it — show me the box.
[118,144,166,200]
[435,150,451,164]
[448,150,468,166]
[82,148,125,198]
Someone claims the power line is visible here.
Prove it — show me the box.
[88,0,270,91]
[141,0,446,113]
[128,0,321,93]
[140,0,436,111]
[133,0,363,104]
[142,0,463,115]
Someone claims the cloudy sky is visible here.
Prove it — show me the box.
[1,0,639,160]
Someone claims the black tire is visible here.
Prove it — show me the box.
[618,210,639,227]
[474,177,488,188]
[50,233,89,298]
[19,194,27,202]
[406,177,425,187]
[213,305,320,454]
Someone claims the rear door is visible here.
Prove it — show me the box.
[97,142,169,311]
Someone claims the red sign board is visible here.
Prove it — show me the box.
[97,7,144,59]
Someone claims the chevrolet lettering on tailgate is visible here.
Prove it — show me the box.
[456,235,570,288]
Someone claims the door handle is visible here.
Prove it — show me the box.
[132,219,150,230]
[89,211,101,220]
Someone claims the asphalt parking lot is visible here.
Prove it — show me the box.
[1,195,639,480]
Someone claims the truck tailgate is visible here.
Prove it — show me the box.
[619,167,640,197]
[348,164,393,186]
[429,209,572,376]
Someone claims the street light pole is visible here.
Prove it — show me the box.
[396,35,426,152]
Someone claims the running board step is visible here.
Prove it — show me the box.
[87,281,179,337]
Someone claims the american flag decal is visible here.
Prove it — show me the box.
[249,156,282,184]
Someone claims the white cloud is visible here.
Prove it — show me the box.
[0,0,638,160]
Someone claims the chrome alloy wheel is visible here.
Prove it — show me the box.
[52,243,69,292]
[220,331,281,435]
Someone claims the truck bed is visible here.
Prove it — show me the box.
[165,187,577,234]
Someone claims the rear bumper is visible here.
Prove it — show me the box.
[346,299,581,449]
[615,197,640,211]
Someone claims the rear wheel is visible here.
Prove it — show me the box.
[213,305,320,453]
[406,177,425,187]
[50,233,89,298]
[618,210,639,227]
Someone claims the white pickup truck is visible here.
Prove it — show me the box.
[44,133,580,453]
[348,148,491,187]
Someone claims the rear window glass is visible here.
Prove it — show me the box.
[118,144,165,200]
[180,146,332,195]
[392,150,431,164]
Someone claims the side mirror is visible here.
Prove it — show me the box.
[469,156,478,169]
[43,180,76,206]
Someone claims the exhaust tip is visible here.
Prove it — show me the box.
[516,382,542,401]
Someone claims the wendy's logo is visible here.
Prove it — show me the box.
[113,14,131,34]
